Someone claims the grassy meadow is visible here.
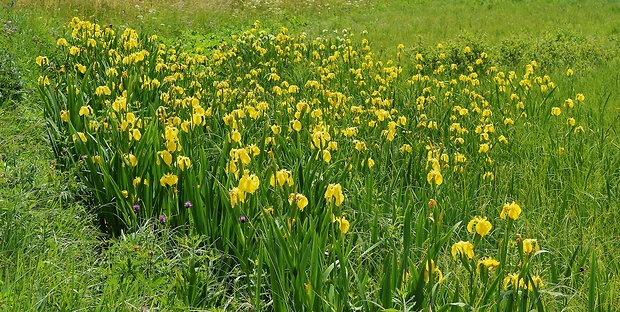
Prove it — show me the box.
[1,0,620,310]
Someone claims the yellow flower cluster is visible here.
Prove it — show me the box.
[452,206,546,295]
[37,21,575,297]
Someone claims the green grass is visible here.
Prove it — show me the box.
[0,103,238,310]
[2,0,620,310]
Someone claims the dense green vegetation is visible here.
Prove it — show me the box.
[1,0,620,310]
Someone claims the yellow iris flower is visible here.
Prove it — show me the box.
[451,241,474,260]
[158,150,173,166]
[79,105,93,117]
[95,85,111,96]
[230,130,242,143]
[500,201,522,220]
[522,238,540,255]
[127,154,137,167]
[270,169,294,187]
[238,170,260,195]
[498,135,508,144]
[478,143,490,153]
[324,183,345,206]
[467,216,492,237]
[73,132,87,143]
[60,110,69,122]
[229,187,240,206]
[503,273,525,290]
[424,260,443,283]
[322,150,331,163]
[332,215,350,234]
[130,129,142,141]
[288,193,309,211]
[353,140,366,151]
[35,56,49,66]
[176,156,191,171]
[575,93,585,102]
[427,169,443,186]
[367,158,375,168]
[476,257,500,274]
[292,120,302,132]
[57,38,68,46]
[160,173,178,187]
[400,144,412,153]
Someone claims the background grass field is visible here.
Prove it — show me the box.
[1,0,620,310]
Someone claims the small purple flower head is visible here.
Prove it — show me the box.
[133,204,140,213]
[158,214,166,225]
[238,215,246,223]
[185,201,193,209]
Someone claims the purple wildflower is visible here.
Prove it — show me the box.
[133,204,140,213]
[158,214,166,225]
[238,216,246,223]
[185,201,193,209]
